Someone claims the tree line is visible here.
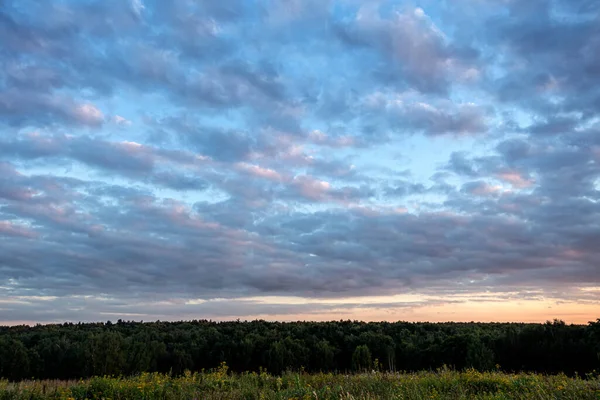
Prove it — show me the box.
[0,319,599,381]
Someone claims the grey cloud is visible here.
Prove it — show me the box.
[184,128,257,162]
[148,116,269,162]
[461,181,499,197]
[398,102,488,136]
[335,5,480,94]
[362,95,490,139]
[1,159,599,307]
[220,60,286,102]
[0,90,104,127]
[151,0,247,24]
[180,65,285,109]
[0,1,286,124]
[1,134,152,173]
[384,180,427,197]
[485,0,600,121]
[0,221,37,239]
[528,117,579,136]
[281,176,374,204]
[3,63,65,91]
[69,138,155,173]
[496,139,532,164]
[446,152,479,177]
[151,172,209,191]
[0,292,454,324]
[0,135,215,193]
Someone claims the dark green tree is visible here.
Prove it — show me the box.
[352,345,372,372]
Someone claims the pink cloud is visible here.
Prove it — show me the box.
[496,171,535,188]
[292,175,331,201]
[465,181,501,196]
[308,130,356,147]
[72,103,104,126]
[0,221,38,239]
[236,162,284,181]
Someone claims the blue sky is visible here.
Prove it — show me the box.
[1,0,600,324]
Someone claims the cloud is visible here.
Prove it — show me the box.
[131,0,145,18]
[0,90,105,127]
[0,221,38,239]
[461,181,501,196]
[389,100,488,136]
[307,130,357,148]
[484,0,600,122]
[151,172,209,191]
[73,104,104,126]
[362,91,489,137]
[0,0,599,323]
[183,127,258,162]
[335,4,480,94]
[0,134,214,192]
[113,115,132,126]
[236,163,283,182]
[495,171,534,189]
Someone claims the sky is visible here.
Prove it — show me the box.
[1,0,599,325]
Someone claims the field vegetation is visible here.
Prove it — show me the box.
[1,365,600,400]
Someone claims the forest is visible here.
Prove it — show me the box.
[0,319,599,381]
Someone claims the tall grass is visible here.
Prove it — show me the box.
[1,364,599,399]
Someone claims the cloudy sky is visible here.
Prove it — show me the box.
[1,0,599,325]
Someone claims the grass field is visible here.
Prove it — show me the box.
[1,364,599,400]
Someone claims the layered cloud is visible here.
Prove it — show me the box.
[0,0,599,324]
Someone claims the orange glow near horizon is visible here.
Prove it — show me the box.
[225,300,598,325]
[1,293,598,326]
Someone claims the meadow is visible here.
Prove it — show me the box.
[1,364,599,400]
